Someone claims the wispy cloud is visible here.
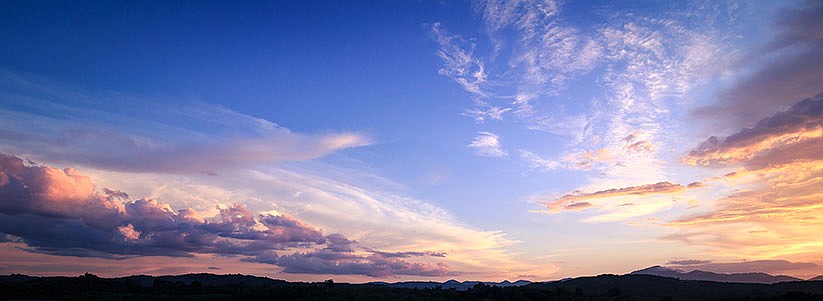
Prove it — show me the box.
[0,71,370,174]
[435,1,738,187]
[519,150,559,171]
[467,132,507,157]
[430,23,489,99]
[550,182,686,207]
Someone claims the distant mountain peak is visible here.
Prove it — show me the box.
[629,266,802,284]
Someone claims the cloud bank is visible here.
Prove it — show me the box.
[0,153,450,277]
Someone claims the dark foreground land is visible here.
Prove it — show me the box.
[1,273,822,301]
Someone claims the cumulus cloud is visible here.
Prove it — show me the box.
[467,132,507,157]
[0,153,452,277]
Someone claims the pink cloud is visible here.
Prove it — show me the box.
[0,153,452,277]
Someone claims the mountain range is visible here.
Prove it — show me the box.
[369,279,533,290]
[2,271,822,300]
[629,265,818,284]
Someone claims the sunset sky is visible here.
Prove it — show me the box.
[0,1,821,282]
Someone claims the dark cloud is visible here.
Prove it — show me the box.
[694,1,823,128]
[0,153,451,277]
[563,202,594,210]
[102,188,129,201]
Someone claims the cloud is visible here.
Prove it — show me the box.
[666,259,711,266]
[547,181,686,212]
[430,23,489,98]
[519,150,560,171]
[559,201,593,211]
[0,153,454,277]
[563,148,615,171]
[0,72,370,174]
[539,181,691,222]
[686,182,707,189]
[463,106,512,123]
[668,95,823,261]
[694,1,823,127]
[467,132,507,157]
[623,132,655,154]
[262,244,453,277]
[684,93,823,167]
[668,259,818,275]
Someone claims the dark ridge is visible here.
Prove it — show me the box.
[1,272,822,300]
[630,265,803,284]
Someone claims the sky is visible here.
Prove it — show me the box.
[0,0,821,282]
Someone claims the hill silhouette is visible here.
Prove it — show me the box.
[1,272,822,300]
[630,265,803,284]
[368,279,533,290]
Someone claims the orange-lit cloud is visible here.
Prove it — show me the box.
[564,148,615,170]
[623,131,655,154]
[547,181,685,212]
[668,95,823,264]
[684,93,823,167]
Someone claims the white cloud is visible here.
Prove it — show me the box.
[434,1,745,225]
[467,132,508,157]
[519,150,559,171]
[430,23,489,98]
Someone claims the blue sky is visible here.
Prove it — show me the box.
[0,1,821,281]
